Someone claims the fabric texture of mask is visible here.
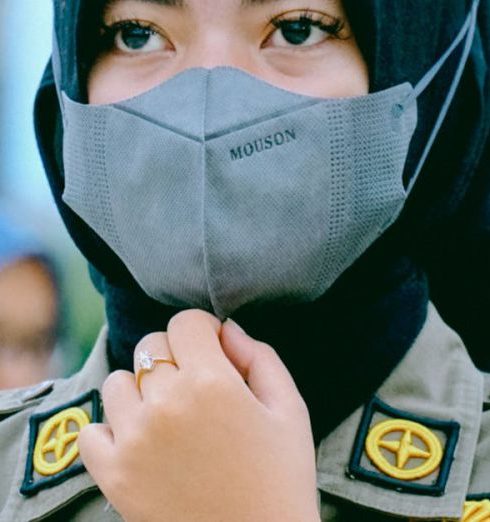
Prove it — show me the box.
[61,69,415,319]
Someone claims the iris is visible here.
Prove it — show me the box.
[280,20,313,46]
[119,25,153,50]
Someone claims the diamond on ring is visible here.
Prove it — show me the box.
[138,350,155,371]
[135,350,178,391]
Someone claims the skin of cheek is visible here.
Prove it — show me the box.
[89,55,175,104]
[89,40,368,104]
[260,42,369,97]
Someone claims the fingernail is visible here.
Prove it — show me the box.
[225,318,245,334]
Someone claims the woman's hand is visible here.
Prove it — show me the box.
[78,310,320,522]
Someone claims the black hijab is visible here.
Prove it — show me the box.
[35,0,490,443]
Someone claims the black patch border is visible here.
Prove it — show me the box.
[348,396,460,496]
[468,493,490,501]
[20,389,102,497]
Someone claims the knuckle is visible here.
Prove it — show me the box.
[141,387,181,417]
[144,392,169,413]
[285,389,310,421]
[143,397,186,429]
[137,331,165,352]
[102,370,127,399]
[255,340,279,363]
[114,411,149,449]
[119,425,146,453]
[192,369,227,396]
[168,309,219,332]
[256,340,276,355]
[154,399,183,421]
[296,395,310,418]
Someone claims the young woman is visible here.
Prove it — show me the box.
[0,0,489,520]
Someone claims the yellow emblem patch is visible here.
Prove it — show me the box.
[365,419,443,481]
[349,397,459,495]
[33,407,91,476]
[461,500,490,521]
[434,500,490,522]
[21,390,102,497]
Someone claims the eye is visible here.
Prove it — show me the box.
[104,21,171,54]
[266,15,343,48]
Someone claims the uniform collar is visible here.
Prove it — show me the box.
[316,303,485,519]
[3,326,112,522]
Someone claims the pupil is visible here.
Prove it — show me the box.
[281,21,312,45]
[122,26,151,50]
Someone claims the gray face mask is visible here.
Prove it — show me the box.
[59,1,478,319]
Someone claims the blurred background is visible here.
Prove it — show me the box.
[0,0,104,388]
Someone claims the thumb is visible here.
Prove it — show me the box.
[220,319,305,413]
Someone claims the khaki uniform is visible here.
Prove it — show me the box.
[0,304,488,521]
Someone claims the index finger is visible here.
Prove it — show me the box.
[166,309,225,369]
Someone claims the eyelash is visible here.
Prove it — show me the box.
[98,11,345,53]
[100,20,162,50]
[269,11,345,40]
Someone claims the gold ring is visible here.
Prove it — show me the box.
[136,350,178,391]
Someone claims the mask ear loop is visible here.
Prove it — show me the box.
[400,0,480,195]
[52,27,68,128]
